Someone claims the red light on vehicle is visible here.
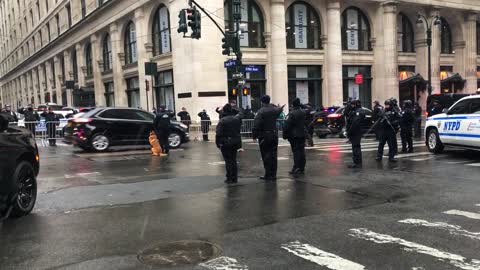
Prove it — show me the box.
[73,118,92,123]
[327,113,342,118]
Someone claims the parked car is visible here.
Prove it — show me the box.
[312,107,340,138]
[0,115,39,219]
[317,106,374,138]
[426,94,472,117]
[63,107,189,152]
[425,95,480,153]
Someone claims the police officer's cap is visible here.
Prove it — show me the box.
[292,98,301,107]
[384,99,392,105]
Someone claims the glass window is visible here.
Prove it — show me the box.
[448,99,470,114]
[224,0,265,48]
[469,99,480,114]
[85,43,93,77]
[56,14,60,35]
[342,65,372,108]
[103,34,112,71]
[440,17,452,54]
[285,2,321,49]
[288,66,322,108]
[51,60,56,88]
[66,3,71,28]
[100,109,130,119]
[46,22,51,42]
[126,77,140,108]
[80,0,86,18]
[131,110,154,121]
[71,49,78,82]
[155,70,175,111]
[104,82,114,107]
[152,6,171,56]
[397,13,414,53]
[124,22,137,64]
[341,7,371,51]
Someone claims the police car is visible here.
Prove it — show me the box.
[425,95,480,153]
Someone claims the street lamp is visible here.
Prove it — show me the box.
[416,14,442,97]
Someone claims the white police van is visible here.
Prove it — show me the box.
[425,95,480,153]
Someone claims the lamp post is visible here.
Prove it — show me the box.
[416,14,442,97]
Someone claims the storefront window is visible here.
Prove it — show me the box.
[341,7,371,51]
[126,77,140,108]
[104,82,115,107]
[227,65,266,111]
[224,0,265,48]
[342,66,372,108]
[155,70,175,111]
[287,66,322,108]
[285,2,321,49]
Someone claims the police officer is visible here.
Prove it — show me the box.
[19,105,40,135]
[372,101,383,140]
[216,104,243,184]
[283,98,306,175]
[413,102,422,138]
[346,99,365,168]
[303,104,314,147]
[376,99,401,162]
[252,95,284,181]
[198,109,211,141]
[177,107,191,130]
[153,106,171,155]
[400,100,415,153]
[41,107,60,146]
[1,105,18,123]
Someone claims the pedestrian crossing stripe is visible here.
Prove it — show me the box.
[199,256,248,270]
[281,241,365,270]
[349,228,480,270]
[443,210,480,220]
[399,219,480,241]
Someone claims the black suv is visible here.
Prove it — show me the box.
[0,115,39,219]
[63,107,189,152]
[317,107,374,138]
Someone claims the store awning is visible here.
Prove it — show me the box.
[440,72,466,84]
[399,71,427,90]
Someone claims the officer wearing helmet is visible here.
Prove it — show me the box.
[376,99,401,162]
[346,99,365,168]
[400,100,415,153]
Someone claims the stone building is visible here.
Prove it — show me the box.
[1,0,480,117]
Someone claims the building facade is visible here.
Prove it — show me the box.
[1,0,480,117]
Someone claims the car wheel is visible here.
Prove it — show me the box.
[169,132,182,149]
[10,161,37,218]
[91,134,110,152]
[427,128,444,154]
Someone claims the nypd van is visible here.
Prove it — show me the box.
[425,95,480,153]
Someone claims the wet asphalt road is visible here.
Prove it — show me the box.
[1,137,480,270]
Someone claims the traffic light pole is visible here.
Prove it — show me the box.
[189,0,225,35]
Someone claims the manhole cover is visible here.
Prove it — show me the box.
[137,240,222,267]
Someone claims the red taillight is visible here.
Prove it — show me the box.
[73,118,92,123]
[327,113,342,118]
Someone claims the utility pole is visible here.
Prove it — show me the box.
[417,14,441,97]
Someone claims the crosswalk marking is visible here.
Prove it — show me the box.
[199,256,248,270]
[465,163,480,167]
[281,241,365,270]
[349,228,480,270]
[443,210,480,220]
[336,143,425,153]
[399,219,480,241]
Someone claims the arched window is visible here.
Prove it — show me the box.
[103,34,112,71]
[71,49,78,82]
[224,0,264,48]
[124,22,137,64]
[397,13,414,52]
[440,17,452,54]
[85,43,93,77]
[285,1,321,49]
[152,5,171,56]
[341,7,371,51]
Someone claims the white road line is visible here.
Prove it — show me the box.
[281,241,365,270]
[64,172,101,179]
[349,228,480,270]
[412,267,425,270]
[399,219,480,241]
[465,163,480,167]
[199,256,248,270]
[410,157,433,162]
[337,143,425,153]
[444,210,480,220]
[396,152,432,159]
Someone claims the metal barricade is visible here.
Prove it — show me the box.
[9,121,65,147]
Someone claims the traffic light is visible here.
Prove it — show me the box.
[242,86,250,96]
[222,36,231,55]
[231,88,237,96]
[177,10,188,34]
[188,7,201,39]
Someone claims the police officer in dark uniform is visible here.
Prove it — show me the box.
[177,107,191,130]
[303,104,314,146]
[41,107,60,146]
[2,105,18,123]
[372,101,383,140]
[216,104,243,184]
[346,99,365,168]
[400,100,415,153]
[252,95,284,181]
[376,99,401,162]
[153,106,171,155]
[283,98,306,175]
[413,102,422,138]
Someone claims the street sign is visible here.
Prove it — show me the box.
[243,65,260,72]
[232,72,244,79]
[224,59,237,68]
[238,79,246,85]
